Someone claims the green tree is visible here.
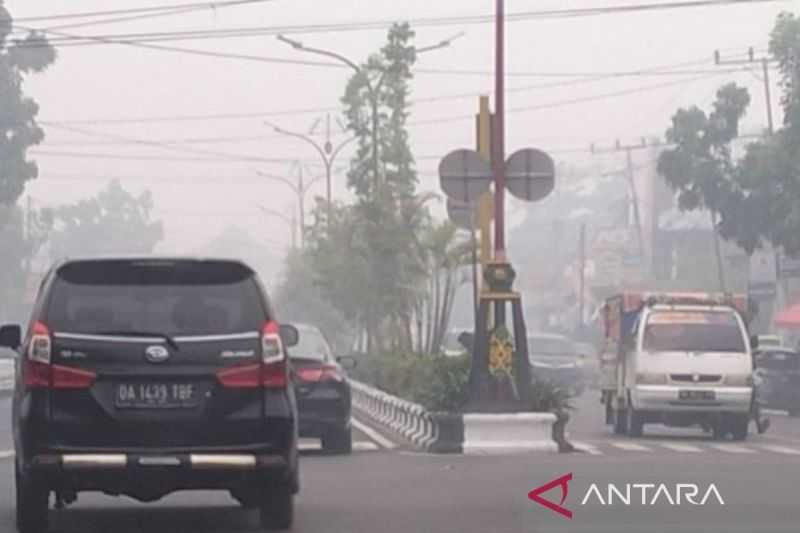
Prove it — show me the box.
[342,22,417,198]
[657,83,751,289]
[660,12,800,257]
[50,180,163,258]
[273,246,351,353]
[715,11,800,255]
[0,204,51,321]
[0,3,56,208]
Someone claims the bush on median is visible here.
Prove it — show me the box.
[351,352,574,414]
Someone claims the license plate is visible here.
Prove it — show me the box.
[679,390,715,401]
[115,383,197,409]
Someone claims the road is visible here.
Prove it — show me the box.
[0,392,797,532]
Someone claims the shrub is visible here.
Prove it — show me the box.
[351,353,470,412]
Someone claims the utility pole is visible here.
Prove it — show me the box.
[578,222,586,333]
[25,196,33,276]
[716,47,779,312]
[714,47,775,135]
[591,139,649,262]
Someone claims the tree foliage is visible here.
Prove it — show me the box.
[342,22,417,198]
[0,3,56,208]
[658,11,800,257]
[273,24,469,355]
[49,180,163,259]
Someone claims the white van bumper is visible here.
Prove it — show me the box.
[631,385,752,413]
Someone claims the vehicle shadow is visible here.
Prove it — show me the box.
[49,504,262,533]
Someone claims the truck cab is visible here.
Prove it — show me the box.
[601,292,754,440]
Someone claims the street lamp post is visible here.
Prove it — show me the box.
[276,32,462,191]
[256,162,324,249]
[266,114,356,226]
[257,204,297,250]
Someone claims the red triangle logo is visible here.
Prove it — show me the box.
[528,473,573,519]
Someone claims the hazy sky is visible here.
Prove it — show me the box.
[10,0,792,258]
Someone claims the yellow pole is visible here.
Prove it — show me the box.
[477,96,495,330]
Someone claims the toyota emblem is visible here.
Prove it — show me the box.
[145,345,170,363]
[692,374,700,383]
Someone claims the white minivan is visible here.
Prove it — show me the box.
[625,303,754,440]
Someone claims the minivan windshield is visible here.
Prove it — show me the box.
[46,261,265,336]
[643,311,746,353]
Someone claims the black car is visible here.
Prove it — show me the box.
[290,324,356,454]
[527,333,586,395]
[754,347,800,416]
[0,257,300,533]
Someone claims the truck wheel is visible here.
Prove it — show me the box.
[613,408,628,435]
[259,485,294,531]
[15,464,49,533]
[730,415,749,441]
[626,407,644,438]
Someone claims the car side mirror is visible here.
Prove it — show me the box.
[750,335,759,350]
[280,324,299,347]
[336,355,357,370]
[0,325,21,350]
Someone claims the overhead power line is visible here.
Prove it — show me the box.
[12,1,278,24]
[42,53,761,126]
[11,0,786,49]
[29,149,317,164]
[408,70,745,126]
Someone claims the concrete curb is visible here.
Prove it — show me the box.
[351,379,563,454]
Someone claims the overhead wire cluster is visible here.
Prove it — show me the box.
[14,0,781,173]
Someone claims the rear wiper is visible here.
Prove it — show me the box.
[96,330,180,351]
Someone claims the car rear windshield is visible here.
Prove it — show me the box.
[46,260,266,336]
[643,311,746,353]
[528,336,576,356]
[289,328,332,361]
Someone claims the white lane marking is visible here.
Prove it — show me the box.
[657,443,704,453]
[298,439,379,452]
[758,444,800,455]
[572,442,603,455]
[298,439,320,451]
[609,442,652,452]
[0,450,14,460]
[351,417,396,450]
[353,441,379,452]
[709,444,756,454]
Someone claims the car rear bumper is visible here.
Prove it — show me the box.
[631,385,752,413]
[26,451,295,498]
[299,413,350,437]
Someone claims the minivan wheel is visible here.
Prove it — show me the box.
[322,426,352,455]
[15,464,49,533]
[730,414,749,441]
[259,486,293,531]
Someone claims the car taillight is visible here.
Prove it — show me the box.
[23,321,96,389]
[217,321,287,389]
[296,365,342,383]
[28,321,51,364]
[261,321,287,388]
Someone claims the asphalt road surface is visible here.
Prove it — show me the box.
[0,392,797,533]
